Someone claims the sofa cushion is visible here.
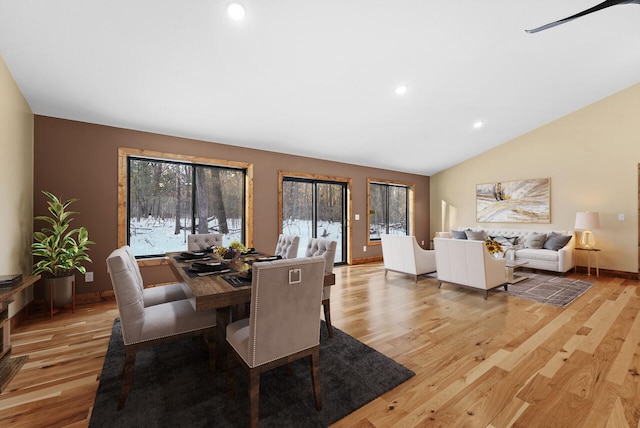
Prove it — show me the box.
[516,248,559,262]
[524,233,547,249]
[465,230,485,240]
[543,232,572,251]
[451,230,468,239]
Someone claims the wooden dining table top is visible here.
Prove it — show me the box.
[167,251,335,312]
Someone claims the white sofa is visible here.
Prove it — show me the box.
[442,227,575,273]
[433,238,509,299]
[381,234,437,282]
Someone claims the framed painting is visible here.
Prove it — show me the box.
[476,178,550,223]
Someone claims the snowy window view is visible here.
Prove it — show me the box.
[282,178,346,263]
[127,158,246,256]
[369,182,409,240]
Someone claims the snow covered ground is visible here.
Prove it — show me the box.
[130,217,343,262]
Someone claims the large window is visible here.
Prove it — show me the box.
[118,149,252,257]
[368,180,412,242]
[279,172,351,264]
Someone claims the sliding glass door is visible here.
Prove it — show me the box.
[282,177,347,264]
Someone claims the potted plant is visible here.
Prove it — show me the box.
[32,191,95,308]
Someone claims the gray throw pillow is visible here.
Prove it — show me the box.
[464,230,485,241]
[490,235,518,247]
[451,230,467,239]
[524,232,547,249]
[543,232,572,251]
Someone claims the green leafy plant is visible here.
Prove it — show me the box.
[32,191,95,278]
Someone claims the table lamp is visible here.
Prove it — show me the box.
[574,211,600,249]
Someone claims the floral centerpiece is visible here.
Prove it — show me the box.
[214,241,248,260]
[485,238,503,257]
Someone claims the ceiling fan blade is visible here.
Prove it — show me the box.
[526,0,639,33]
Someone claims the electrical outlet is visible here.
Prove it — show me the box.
[618,213,625,221]
[355,214,360,220]
[421,240,425,245]
[363,245,367,252]
[85,272,94,282]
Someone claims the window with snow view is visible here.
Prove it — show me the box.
[126,156,247,257]
[368,181,410,242]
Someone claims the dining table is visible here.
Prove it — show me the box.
[166,250,335,368]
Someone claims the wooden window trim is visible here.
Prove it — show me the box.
[367,178,415,246]
[117,147,254,249]
[278,170,352,265]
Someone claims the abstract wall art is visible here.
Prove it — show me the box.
[476,178,550,223]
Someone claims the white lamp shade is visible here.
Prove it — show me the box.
[574,212,600,230]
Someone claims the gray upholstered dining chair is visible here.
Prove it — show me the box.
[187,232,223,251]
[121,245,189,307]
[106,247,218,410]
[305,238,337,337]
[273,234,300,259]
[226,257,325,428]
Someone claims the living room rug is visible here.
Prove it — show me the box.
[497,272,596,307]
[89,319,414,427]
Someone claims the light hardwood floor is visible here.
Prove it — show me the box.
[1,263,639,427]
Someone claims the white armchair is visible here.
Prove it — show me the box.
[433,237,508,299]
[380,234,437,282]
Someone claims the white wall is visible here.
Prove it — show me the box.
[0,54,34,315]
[431,82,640,274]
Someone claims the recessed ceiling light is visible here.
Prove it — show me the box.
[473,120,485,129]
[395,85,408,95]
[227,3,246,21]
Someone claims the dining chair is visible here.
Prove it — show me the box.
[226,256,326,428]
[106,247,218,410]
[273,234,300,259]
[305,238,337,337]
[187,232,224,251]
[121,245,189,307]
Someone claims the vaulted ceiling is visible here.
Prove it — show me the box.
[1,1,639,175]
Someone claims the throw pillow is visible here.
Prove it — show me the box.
[464,230,485,240]
[489,235,518,247]
[543,232,572,251]
[524,232,547,249]
[451,230,467,239]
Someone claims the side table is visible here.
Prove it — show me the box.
[574,247,600,277]
[505,260,529,284]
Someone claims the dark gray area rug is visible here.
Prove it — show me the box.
[89,319,414,427]
[497,272,596,307]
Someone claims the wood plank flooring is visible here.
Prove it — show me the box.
[1,263,639,427]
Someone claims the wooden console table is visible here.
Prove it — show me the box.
[0,274,40,392]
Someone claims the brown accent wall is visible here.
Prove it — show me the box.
[34,116,430,293]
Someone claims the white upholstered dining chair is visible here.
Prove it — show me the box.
[226,256,325,428]
[187,232,223,251]
[106,247,218,409]
[273,234,300,259]
[305,238,337,337]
